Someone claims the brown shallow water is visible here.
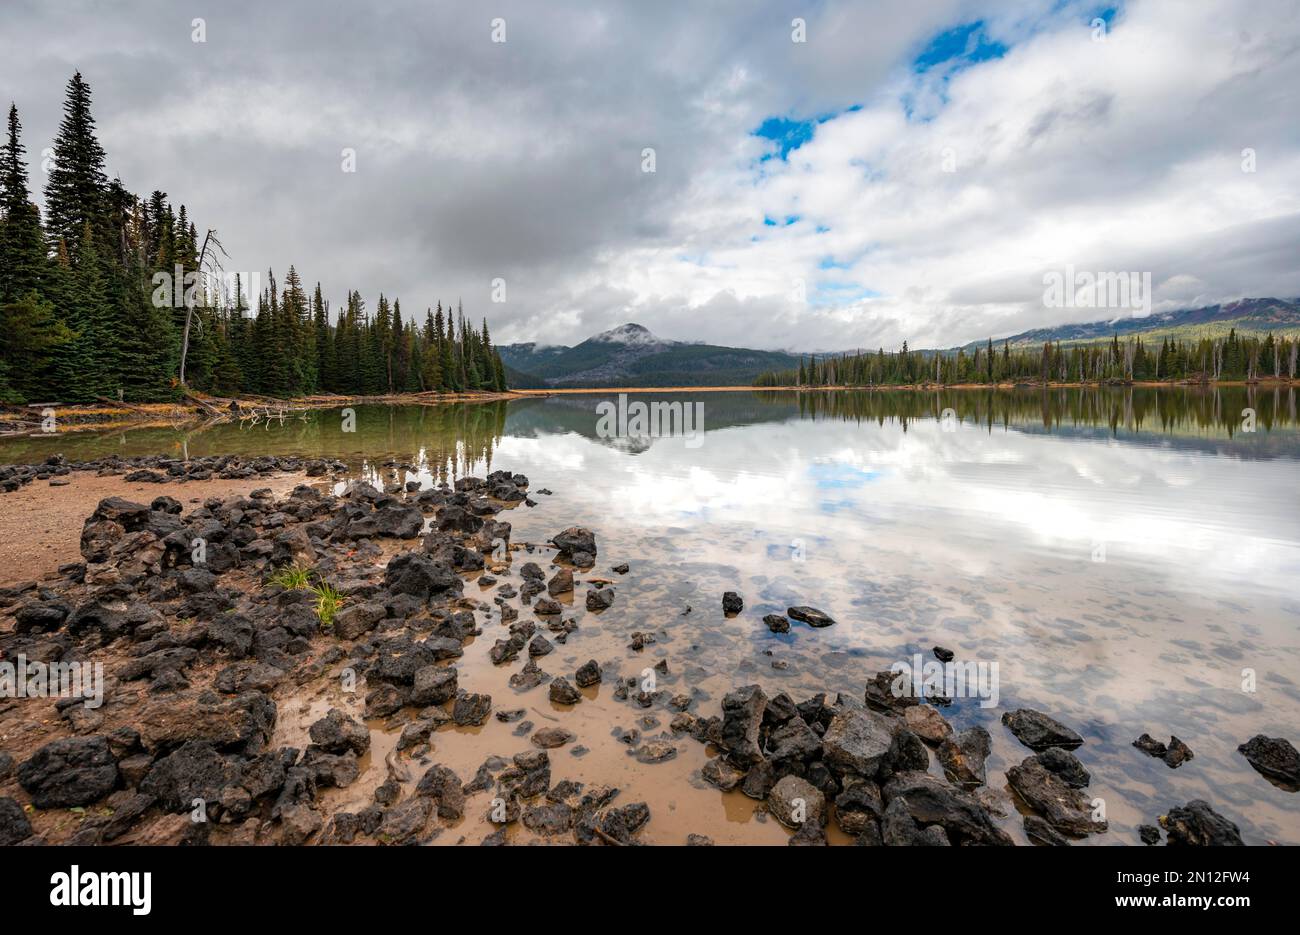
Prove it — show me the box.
[2,386,1297,844]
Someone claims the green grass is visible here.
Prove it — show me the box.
[265,563,344,630]
[266,563,313,591]
[309,582,344,632]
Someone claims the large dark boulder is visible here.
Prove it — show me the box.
[719,684,767,767]
[552,526,596,557]
[415,764,464,819]
[881,770,1013,845]
[137,691,276,754]
[822,709,893,779]
[18,736,119,808]
[140,740,240,813]
[13,600,71,634]
[308,709,370,756]
[348,503,424,540]
[384,553,461,601]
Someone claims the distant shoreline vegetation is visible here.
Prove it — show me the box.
[0,73,508,406]
[756,331,1300,388]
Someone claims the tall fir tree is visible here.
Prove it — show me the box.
[44,72,108,258]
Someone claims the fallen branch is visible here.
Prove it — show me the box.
[182,393,225,417]
[95,395,151,414]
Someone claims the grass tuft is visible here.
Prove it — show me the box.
[266,563,313,591]
[310,582,344,632]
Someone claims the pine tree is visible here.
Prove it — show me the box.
[0,104,48,303]
[44,72,108,258]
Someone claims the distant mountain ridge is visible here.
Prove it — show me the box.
[502,300,1300,388]
[499,323,803,387]
[960,297,1300,351]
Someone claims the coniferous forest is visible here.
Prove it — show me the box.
[0,73,507,405]
[758,331,1300,388]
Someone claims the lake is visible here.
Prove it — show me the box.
[3,385,1298,844]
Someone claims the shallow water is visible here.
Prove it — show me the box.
[5,386,1298,844]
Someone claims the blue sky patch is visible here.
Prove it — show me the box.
[913,20,1009,73]
[809,282,881,306]
[752,105,862,161]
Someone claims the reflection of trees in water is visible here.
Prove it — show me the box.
[346,401,510,484]
[778,386,1299,437]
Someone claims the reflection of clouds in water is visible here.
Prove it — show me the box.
[809,462,881,489]
[493,435,587,473]
[498,414,1300,599]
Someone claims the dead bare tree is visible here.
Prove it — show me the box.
[178,228,228,388]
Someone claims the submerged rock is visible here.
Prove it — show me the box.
[532,727,575,749]
[1237,734,1300,787]
[1006,756,1107,837]
[634,740,678,764]
[1001,708,1084,751]
[701,757,746,791]
[1024,814,1070,846]
[1160,800,1244,846]
[786,606,835,627]
[549,678,582,705]
[585,586,615,611]
[1134,733,1194,768]
[936,726,991,788]
[574,659,602,688]
[763,613,790,633]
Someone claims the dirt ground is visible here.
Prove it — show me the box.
[0,472,308,587]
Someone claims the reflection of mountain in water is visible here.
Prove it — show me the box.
[503,393,790,454]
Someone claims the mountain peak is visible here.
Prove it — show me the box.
[589,323,669,347]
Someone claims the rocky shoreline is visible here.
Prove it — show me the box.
[0,457,1296,846]
[1,453,345,494]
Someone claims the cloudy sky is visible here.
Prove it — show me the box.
[2,0,1298,351]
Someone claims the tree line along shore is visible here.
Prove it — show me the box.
[0,73,508,408]
[758,331,1300,388]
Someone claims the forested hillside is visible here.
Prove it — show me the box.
[0,73,507,404]
[757,331,1300,387]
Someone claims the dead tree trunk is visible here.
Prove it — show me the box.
[178,229,226,387]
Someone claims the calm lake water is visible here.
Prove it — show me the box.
[4,386,1298,844]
